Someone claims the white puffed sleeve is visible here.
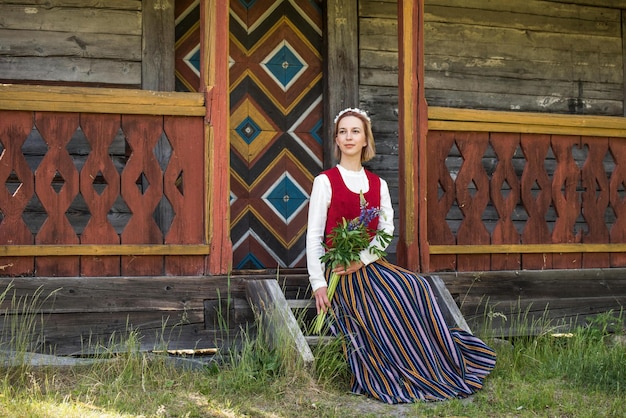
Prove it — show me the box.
[306,174,331,292]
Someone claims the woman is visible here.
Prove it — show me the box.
[306,108,496,404]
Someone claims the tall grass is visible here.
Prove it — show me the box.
[1,279,625,417]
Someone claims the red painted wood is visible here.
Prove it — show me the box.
[490,133,522,270]
[455,132,491,271]
[609,137,626,267]
[0,111,35,276]
[520,134,553,269]
[397,0,426,272]
[34,112,80,276]
[163,116,206,275]
[551,136,582,268]
[120,114,164,275]
[79,113,122,276]
[580,136,610,268]
[204,0,232,274]
[426,131,456,271]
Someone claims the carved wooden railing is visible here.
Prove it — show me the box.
[426,107,626,272]
[0,85,214,276]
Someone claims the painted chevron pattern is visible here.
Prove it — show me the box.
[175,0,323,269]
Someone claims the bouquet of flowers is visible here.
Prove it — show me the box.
[311,193,392,334]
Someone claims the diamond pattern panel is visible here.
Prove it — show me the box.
[230,0,323,269]
[175,0,323,269]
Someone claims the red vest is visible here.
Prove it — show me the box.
[323,167,380,248]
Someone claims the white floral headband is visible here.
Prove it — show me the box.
[333,107,371,124]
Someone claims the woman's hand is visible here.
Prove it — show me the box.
[313,286,331,314]
[332,260,364,276]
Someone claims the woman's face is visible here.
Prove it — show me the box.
[335,115,367,160]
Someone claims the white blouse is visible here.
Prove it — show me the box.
[306,165,394,292]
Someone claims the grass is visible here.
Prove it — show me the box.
[0,284,625,417]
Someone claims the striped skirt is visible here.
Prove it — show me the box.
[328,260,496,404]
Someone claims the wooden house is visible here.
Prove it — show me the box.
[1,0,626,356]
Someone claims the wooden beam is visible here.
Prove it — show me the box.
[202,0,232,274]
[324,0,359,168]
[544,0,626,9]
[429,106,626,137]
[0,84,205,115]
[141,0,175,91]
[623,10,626,117]
[246,279,314,368]
[429,243,626,255]
[397,0,426,272]
[0,244,210,257]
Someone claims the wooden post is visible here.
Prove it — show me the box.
[622,10,626,117]
[142,0,175,91]
[397,0,427,272]
[202,0,232,274]
[324,0,359,168]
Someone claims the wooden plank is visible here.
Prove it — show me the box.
[429,120,626,137]
[359,16,397,51]
[429,107,626,134]
[424,73,623,102]
[79,113,122,276]
[426,131,456,271]
[0,110,35,276]
[425,86,623,117]
[429,243,626,254]
[0,85,206,116]
[359,0,397,19]
[425,3,621,37]
[0,29,141,60]
[429,0,623,21]
[543,0,626,9]
[609,137,626,267]
[0,56,141,86]
[580,136,610,268]
[0,245,210,257]
[324,0,359,167]
[0,84,204,106]
[0,0,141,10]
[163,116,206,275]
[0,5,141,35]
[33,112,80,276]
[455,132,491,271]
[120,115,165,275]
[246,279,314,368]
[550,136,582,268]
[489,133,522,270]
[520,134,553,269]
[0,276,247,313]
[438,268,626,336]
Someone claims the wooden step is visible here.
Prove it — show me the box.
[304,335,336,347]
[287,299,315,309]
[245,279,314,367]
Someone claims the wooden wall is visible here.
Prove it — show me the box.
[424,0,625,115]
[359,0,626,262]
[0,1,143,87]
[359,0,402,258]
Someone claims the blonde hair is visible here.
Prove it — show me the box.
[333,109,376,162]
